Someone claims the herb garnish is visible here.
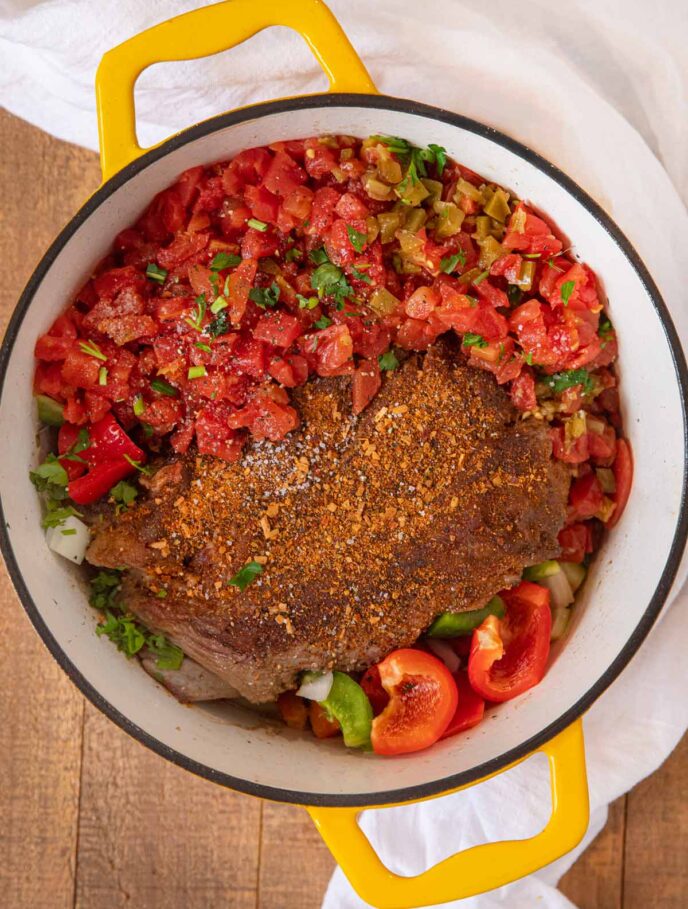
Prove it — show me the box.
[473,270,489,285]
[351,266,372,284]
[560,281,575,306]
[309,247,331,266]
[249,282,280,309]
[297,294,319,310]
[440,250,466,274]
[207,311,230,338]
[123,454,152,476]
[227,560,263,592]
[185,294,207,331]
[346,225,367,253]
[507,285,523,305]
[543,368,594,395]
[110,480,138,513]
[210,252,241,270]
[151,378,178,397]
[463,332,488,348]
[311,263,353,307]
[187,365,207,380]
[79,339,107,361]
[314,316,333,330]
[145,263,168,284]
[133,395,145,417]
[378,351,399,371]
[285,247,303,263]
[247,218,268,232]
[98,366,108,386]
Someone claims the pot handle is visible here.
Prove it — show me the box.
[95,0,377,181]
[308,719,589,909]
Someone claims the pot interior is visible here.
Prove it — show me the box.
[1,99,685,805]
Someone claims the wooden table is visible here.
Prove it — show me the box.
[1,108,686,909]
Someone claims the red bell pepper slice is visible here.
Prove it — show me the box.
[468,581,551,703]
[82,412,145,466]
[68,458,137,505]
[370,649,458,756]
[441,671,485,739]
[606,438,633,528]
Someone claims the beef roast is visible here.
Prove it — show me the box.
[87,339,570,702]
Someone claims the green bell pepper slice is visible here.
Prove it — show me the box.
[427,595,506,638]
[319,671,373,749]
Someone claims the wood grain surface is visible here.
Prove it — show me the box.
[1,107,686,909]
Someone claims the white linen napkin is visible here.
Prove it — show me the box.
[1,2,687,906]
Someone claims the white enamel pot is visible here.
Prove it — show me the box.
[1,2,686,907]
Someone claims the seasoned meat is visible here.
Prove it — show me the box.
[87,338,569,702]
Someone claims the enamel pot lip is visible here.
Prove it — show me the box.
[1,92,687,808]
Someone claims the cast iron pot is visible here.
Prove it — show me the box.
[1,1,687,906]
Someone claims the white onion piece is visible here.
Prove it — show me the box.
[551,606,571,640]
[297,670,333,701]
[540,568,574,611]
[426,638,461,674]
[46,516,90,564]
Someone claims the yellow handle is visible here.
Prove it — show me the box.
[95,0,377,181]
[308,719,589,909]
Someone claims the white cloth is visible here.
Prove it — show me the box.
[1,2,687,907]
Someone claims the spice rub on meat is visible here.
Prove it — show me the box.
[87,338,569,703]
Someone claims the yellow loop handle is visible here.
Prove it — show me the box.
[308,719,589,909]
[95,0,377,181]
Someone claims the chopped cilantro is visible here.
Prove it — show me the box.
[560,280,575,306]
[249,282,280,309]
[351,266,372,284]
[227,560,263,592]
[89,571,183,669]
[544,368,594,395]
[151,378,178,397]
[210,252,241,270]
[145,263,167,284]
[110,480,138,513]
[310,263,353,307]
[462,332,488,348]
[599,318,614,342]
[41,501,82,529]
[314,316,333,330]
[346,225,367,253]
[427,143,448,176]
[30,454,68,495]
[285,247,303,263]
[309,247,330,266]
[378,351,399,371]
[207,311,230,338]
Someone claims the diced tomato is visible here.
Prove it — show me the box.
[35,334,74,362]
[405,285,439,320]
[194,402,243,461]
[503,203,563,256]
[312,324,353,374]
[309,702,341,739]
[253,311,303,348]
[225,258,258,325]
[568,472,604,521]
[157,232,209,270]
[250,397,299,441]
[335,192,370,221]
[468,581,551,703]
[175,165,204,208]
[352,359,381,414]
[244,184,280,224]
[240,227,280,259]
[309,187,340,234]
[588,423,617,465]
[282,186,313,221]
[551,426,590,464]
[371,649,459,755]
[558,523,592,564]
[304,139,338,179]
[263,150,307,197]
[93,265,146,299]
[510,368,536,411]
[61,349,101,388]
[606,438,632,528]
[441,671,485,739]
[267,354,309,388]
